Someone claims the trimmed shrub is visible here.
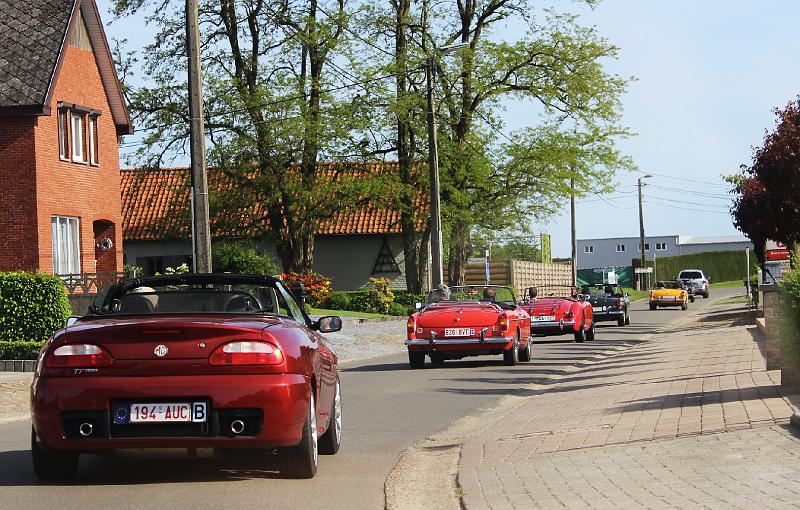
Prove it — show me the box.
[212,242,279,275]
[636,250,756,284]
[0,272,71,344]
[365,278,394,314]
[779,262,800,369]
[393,290,425,307]
[387,302,412,316]
[325,291,352,311]
[0,341,43,360]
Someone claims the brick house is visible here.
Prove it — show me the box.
[0,0,132,276]
[121,164,428,290]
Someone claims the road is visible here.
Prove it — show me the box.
[0,288,738,509]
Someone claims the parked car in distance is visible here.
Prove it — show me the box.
[649,281,690,310]
[31,274,342,480]
[520,287,595,342]
[405,285,532,368]
[581,284,631,326]
[677,269,709,298]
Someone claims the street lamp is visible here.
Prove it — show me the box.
[638,174,652,290]
[426,42,469,288]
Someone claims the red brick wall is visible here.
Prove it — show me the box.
[34,44,123,274]
[0,117,39,271]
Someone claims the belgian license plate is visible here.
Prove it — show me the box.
[129,402,207,423]
[533,315,555,322]
[444,327,474,337]
[592,306,606,312]
[663,296,676,301]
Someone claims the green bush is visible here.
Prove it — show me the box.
[212,242,279,275]
[779,262,800,369]
[387,302,412,316]
[0,272,71,344]
[393,290,425,307]
[0,341,43,360]
[325,291,352,310]
[365,278,394,314]
[637,250,756,284]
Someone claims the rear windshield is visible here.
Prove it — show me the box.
[679,271,702,279]
[427,285,516,306]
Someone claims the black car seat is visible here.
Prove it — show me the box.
[119,294,156,314]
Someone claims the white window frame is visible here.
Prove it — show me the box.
[51,216,81,275]
[656,242,667,251]
[88,115,98,165]
[58,109,70,160]
[71,112,85,163]
[584,245,594,254]
[616,244,626,252]
[637,243,650,251]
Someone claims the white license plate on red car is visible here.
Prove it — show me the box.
[533,315,555,322]
[129,402,207,423]
[444,327,474,337]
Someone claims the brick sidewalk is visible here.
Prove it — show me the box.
[458,307,800,509]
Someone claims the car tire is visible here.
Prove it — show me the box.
[519,334,532,362]
[704,291,709,299]
[430,352,445,366]
[625,314,630,326]
[503,334,519,366]
[318,378,342,455]
[408,349,425,369]
[617,314,626,327]
[649,304,657,311]
[586,321,596,341]
[681,303,688,311]
[278,391,318,478]
[574,321,586,343]
[31,427,79,481]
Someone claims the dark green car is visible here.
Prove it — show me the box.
[580,284,630,326]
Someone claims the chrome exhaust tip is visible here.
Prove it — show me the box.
[230,419,245,435]
[79,422,93,437]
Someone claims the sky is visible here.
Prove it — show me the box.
[97,0,800,258]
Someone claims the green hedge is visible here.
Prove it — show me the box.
[0,272,71,344]
[637,250,755,284]
[323,288,422,316]
[0,341,43,360]
[779,264,800,370]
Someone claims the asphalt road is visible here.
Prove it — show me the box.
[0,288,739,509]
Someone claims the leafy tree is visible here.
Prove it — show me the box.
[212,242,279,275]
[728,174,772,266]
[112,0,379,274]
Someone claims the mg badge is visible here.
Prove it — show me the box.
[154,345,169,358]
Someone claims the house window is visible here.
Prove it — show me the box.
[71,112,85,163]
[637,243,650,251]
[616,244,626,252]
[88,115,99,165]
[58,109,70,160]
[584,245,594,254]
[656,242,667,251]
[51,216,81,275]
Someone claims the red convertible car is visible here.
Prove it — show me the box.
[30,274,342,480]
[520,287,595,342]
[405,285,532,368]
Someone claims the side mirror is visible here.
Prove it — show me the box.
[66,316,80,327]
[415,302,423,310]
[315,316,342,333]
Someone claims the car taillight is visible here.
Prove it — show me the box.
[702,279,708,285]
[407,316,416,338]
[498,314,509,333]
[209,341,284,366]
[616,298,621,309]
[564,311,574,319]
[47,344,113,367]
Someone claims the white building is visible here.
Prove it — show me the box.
[576,234,752,269]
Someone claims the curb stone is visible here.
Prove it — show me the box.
[0,360,37,372]
[790,413,800,431]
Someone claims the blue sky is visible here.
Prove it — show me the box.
[97,0,800,258]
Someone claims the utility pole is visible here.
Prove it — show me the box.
[186,0,212,273]
[637,175,652,290]
[425,55,443,288]
[570,178,577,286]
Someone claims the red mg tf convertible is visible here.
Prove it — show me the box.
[520,287,595,342]
[31,274,342,480]
[405,285,532,368]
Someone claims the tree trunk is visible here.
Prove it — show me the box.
[448,219,470,286]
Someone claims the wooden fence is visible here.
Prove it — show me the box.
[458,260,573,297]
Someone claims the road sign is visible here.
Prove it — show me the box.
[634,267,653,274]
[766,240,790,261]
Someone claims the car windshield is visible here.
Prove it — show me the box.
[90,274,301,317]
[427,285,516,306]
[679,271,702,279]
[662,281,683,290]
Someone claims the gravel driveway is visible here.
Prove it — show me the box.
[319,317,407,363]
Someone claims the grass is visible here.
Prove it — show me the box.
[710,280,750,289]
[714,296,751,306]
[307,306,399,319]
[622,287,649,302]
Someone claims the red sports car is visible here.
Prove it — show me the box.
[405,285,532,368]
[30,274,342,480]
[520,287,595,342]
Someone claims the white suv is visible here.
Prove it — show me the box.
[677,269,709,298]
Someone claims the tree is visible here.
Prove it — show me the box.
[424,1,632,285]
[728,174,773,266]
[112,0,377,274]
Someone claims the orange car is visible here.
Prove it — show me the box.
[649,281,690,310]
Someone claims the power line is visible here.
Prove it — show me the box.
[646,194,732,209]
[637,169,732,188]
[645,200,731,215]
[647,183,731,199]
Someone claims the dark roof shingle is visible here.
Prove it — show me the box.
[0,0,74,109]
